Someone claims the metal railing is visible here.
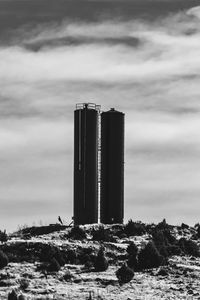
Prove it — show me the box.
[76,103,101,111]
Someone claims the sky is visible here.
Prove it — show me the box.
[1,0,200,232]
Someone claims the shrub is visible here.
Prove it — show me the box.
[19,278,29,291]
[178,238,200,257]
[19,224,66,237]
[8,292,26,300]
[196,226,200,238]
[47,258,61,272]
[39,244,65,266]
[127,255,138,271]
[2,241,61,264]
[145,223,156,235]
[79,249,95,269]
[18,295,26,300]
[127,242,138,270]
[152,230,168,255]
[94,247,108,272]
[127,242,138,257]
[66,249,77,264]
[158,245,169,258]
[117,232,127,239]
[116,263,134,285]
[152,228,178,258]
[79,253,91,265]
[162,229,177,245]
[0,230,8,243]
[36,262,48,273]
[92,226,114,242]
[167,245,182,256]
[54,249,65,266]
[63,269,73,281]
[124,220,145,236]
[195,222,200,227]
[84,260,94,271]
[138,242,165,270]
[0,250,9,269]
[39,245,52,262]
[68,226,86,240]
[112,225,125,238]
[8,290,18,300]
[75,247,94,265]
[181,223,189,230]
[1,242,32,263]
[157,267,168,276]
[156,219,170,230]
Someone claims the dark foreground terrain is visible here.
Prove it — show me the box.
[1,220,200,299]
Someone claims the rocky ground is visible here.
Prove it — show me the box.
[0,222,200,299]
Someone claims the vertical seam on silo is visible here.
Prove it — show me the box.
[78,110,81,171]
[83,107,87,210]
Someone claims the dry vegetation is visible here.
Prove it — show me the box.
[0,220,200,299]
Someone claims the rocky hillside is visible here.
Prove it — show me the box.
[0,220,200,299]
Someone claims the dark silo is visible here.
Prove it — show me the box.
[74,103,99,225]
[100,108,124,224]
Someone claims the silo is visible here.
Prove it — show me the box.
[100,108,124,224]
[74,103,100,225]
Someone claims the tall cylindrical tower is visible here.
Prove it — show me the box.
[74,103,100,225]
[100,108,124,224]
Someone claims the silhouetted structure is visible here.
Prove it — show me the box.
[58,216,63,225]
[73,103,100,225]
[100,108,124,224]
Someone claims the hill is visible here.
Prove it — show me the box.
[0,220,200,299]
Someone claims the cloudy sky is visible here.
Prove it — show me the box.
[1,0,200,232]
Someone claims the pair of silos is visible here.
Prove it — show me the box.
[73,103,124,225]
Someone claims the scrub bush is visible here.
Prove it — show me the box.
[138,242,165,270]
[116,263,134,284]
[94,247,108,272]
[0,250,9,269]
